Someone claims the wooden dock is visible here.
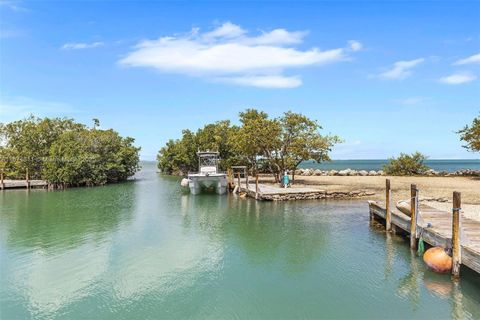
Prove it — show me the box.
[369,185,480,276]
[1,179,47,189]
[234,177,374,201]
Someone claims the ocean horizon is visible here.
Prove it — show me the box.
[299,159,480,172]
[142,159,480,173]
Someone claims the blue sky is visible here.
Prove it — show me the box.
[1,1,479,160]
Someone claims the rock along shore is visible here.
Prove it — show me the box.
[295,168,480,177]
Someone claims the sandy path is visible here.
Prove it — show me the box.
[258,175,480,220]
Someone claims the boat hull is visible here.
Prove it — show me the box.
[187,174,227,195]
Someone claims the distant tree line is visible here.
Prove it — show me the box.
[157,109,341,181]
[0,116,140,188]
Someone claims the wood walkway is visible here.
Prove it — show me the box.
[369,200,480,275]
[1,180,48,189]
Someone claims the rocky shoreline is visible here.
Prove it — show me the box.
[295,168,480,177]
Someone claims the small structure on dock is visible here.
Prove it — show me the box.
[187,151,227,195]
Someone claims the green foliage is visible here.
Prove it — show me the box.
[157,121,242,175]
[458,115,480,152]
[0,116,140,187]
[229,109,282,174]
[157,109,341,180]
[383,152,430,176]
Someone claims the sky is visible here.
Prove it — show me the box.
[0,1,479,160]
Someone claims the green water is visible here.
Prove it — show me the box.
[1,164,479,319]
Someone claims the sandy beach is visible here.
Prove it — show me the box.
[259,175,480,220]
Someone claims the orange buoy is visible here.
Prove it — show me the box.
[423,247,452,273]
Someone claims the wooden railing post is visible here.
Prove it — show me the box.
[0,170,4,190]
[410,184,418,250]
[255,174,259,199]
[386,179,391,231]
[237,172,241,193]
[452,191,461,278]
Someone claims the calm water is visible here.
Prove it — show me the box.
[300,159,480,172]
[1,163,479,319]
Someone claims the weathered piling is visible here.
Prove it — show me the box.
[385,179,391,231]
[237,173,241,194]
[255,175,259,199]
[369,184,480,278]
[452,191,461,278]
[25,169,30,189]
[410,184,418,250]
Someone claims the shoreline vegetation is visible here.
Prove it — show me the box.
[0,116,141,188]
[157,109,341,181]
[157,110,479,178]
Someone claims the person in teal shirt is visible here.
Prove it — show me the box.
[283,171,290,188]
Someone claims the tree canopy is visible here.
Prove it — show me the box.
[0,116,140,187]
[458,115,480,152]
[157,109,341,181]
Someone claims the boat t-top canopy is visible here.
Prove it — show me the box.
[197,151,220,174]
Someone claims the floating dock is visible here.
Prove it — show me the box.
[369,187,480,277]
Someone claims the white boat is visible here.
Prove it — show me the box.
[187,151,227,195]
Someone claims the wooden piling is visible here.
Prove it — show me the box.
[255,175,259,199]
[385,179,391,231]
[410,184,418,250]
[0,171,4,190]
[452,191,461,278]
[237,172,241,193]
[25,168,30,189]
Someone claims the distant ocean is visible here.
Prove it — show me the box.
[299,159,480,172]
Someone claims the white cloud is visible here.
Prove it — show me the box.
[379,58,424,80]
[119,22,359,88]
[246,29,308,45]
[439,72,477,85]
[217,75,302,88]
[398,97,429,105]
[203,22,246,40]
[0,0,28,12]
[61,42,104,50]
[454,53,480,65]
[348,40,362,52]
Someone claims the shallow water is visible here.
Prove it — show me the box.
[1,163,479,319]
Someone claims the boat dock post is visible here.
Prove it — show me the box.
[410,184,418,250]
[452,191,461,278]
[385,179,391,231]
[368,179,480,278]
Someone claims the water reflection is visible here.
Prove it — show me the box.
[376,220,480,320]
[0,184,135,253]
[1,166,479,319]
[177,194,329,272]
